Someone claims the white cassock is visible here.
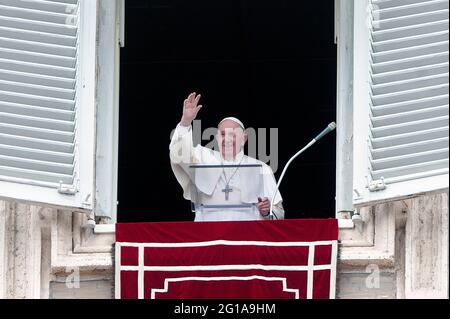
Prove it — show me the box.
[170,123,284,221]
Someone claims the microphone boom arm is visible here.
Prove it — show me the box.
[268,122,336,220]
[268,140,315,219]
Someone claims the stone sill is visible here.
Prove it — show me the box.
[338,219,354,229]
[94,224,116,234]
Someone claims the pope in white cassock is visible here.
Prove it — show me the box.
[170,92,284,221]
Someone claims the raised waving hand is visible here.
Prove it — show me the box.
[180,92,202,127]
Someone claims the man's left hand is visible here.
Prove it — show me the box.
[257,197,270,217]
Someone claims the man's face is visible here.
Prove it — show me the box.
[217,120,247,160]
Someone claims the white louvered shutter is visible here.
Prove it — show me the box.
[353,0,449,206]
[0,0,97,210]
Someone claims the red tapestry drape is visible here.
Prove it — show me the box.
[116,218,338,299]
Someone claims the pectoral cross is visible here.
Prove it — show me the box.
[222,184,233,201]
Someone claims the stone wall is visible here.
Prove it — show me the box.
[50,271,113,299]
[0,201,114,299]
[337,192,448,299]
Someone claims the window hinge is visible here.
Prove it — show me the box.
[58,181,77,195]
[82,194,92,209]
[353,188,362,200]
[368,177,386,192]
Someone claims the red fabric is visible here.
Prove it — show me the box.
[116,218,338,299]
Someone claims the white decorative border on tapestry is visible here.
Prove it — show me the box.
[150,275,300,299]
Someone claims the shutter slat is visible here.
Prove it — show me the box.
[371,83,448,105]
[0,101,74,121]
[372,30,448,52]
[0,122,74,143]
[45,0,78,5]
[0,4,77,26]
[372,62,448,84]
[0,165,73,184]
[374,0,449,20]
[372,126,449,148]
[0,16,77,36]
[377,168,448,184]
[372,73,448,95]
[0,154,73,175]
[0,47,76,68]
[371,137,449,159]
[0,26,76,46]
[0,79,75,100]
[373,0,441,10]
[0,143,73,164]
[371,147,449,170]
[0,69,75,90]
[371,159,448,179]
[372,51,448,73]
[371,104,448,126]
[372,94,448,115]
[0,90,74,110]
[0,58,75,79]
[0,112,74,132]
[371,40,448,63]
[0,0,77,15]
[375,8,448,30]
[0,133,74,154]
[0,36,76,57]
[373,20,448,42]
[371,115,448,138]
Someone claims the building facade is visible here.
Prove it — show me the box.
[0,0,448,298]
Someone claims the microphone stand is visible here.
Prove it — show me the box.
[269,122,336,220]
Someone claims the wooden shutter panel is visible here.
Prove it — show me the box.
[353,0,449,206]
[369,0,449,183]
[0,0,79,187]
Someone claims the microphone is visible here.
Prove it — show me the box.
[268,122,336,220]
[314,122,336,142]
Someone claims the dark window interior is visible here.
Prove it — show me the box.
[118,0,337,222]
